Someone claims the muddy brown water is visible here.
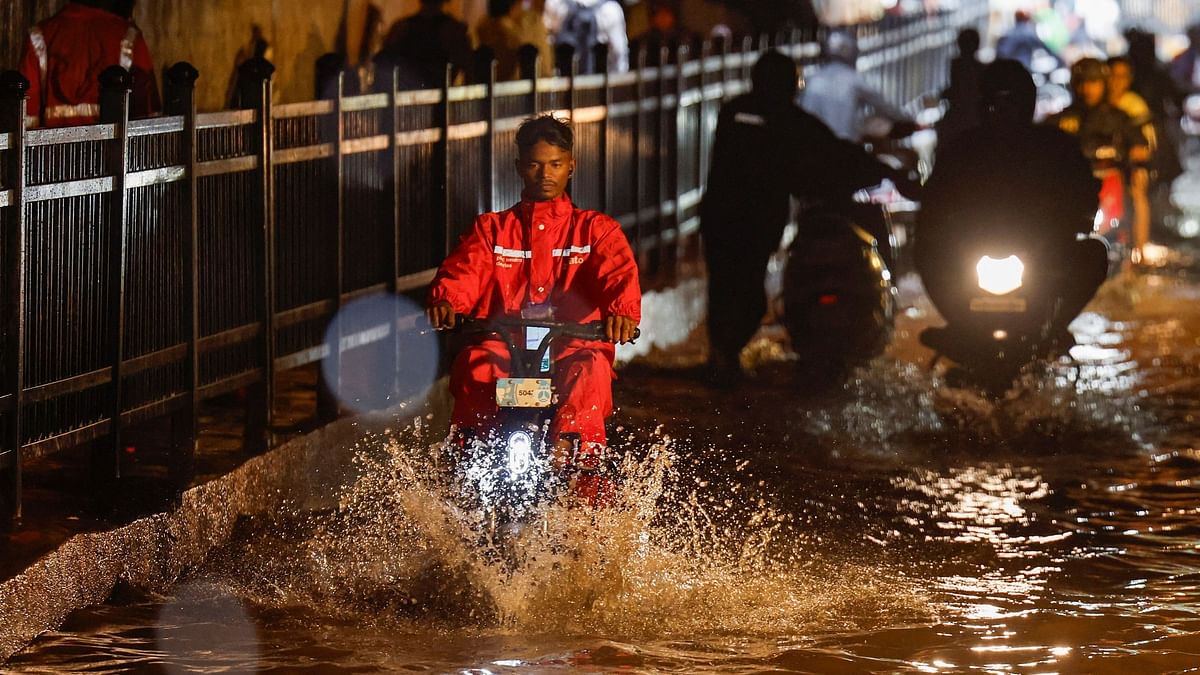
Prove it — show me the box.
[8,246,1200,673]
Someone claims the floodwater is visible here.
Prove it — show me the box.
[10,246,1200,670]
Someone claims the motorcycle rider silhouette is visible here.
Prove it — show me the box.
[916,59,1108,384]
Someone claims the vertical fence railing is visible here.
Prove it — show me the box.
[1117,0,1194,33]
[0,72,27,525]
[0,4,984,525]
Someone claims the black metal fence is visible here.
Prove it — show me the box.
[0,4,986,525]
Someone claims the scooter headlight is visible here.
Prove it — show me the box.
[976,255,1024,295]
[505,431,533,477]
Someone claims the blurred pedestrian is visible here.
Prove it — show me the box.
[996,10,1063,72]
[1168,22,1200,94]
[545,0,629,73]
[937,27,984,144]
[799,30,914,143]
[474,0,554,79]
[327,0,385,94]
[19,0,159,128]
[630,0,694,65]
[376,0,473,89]
[228,24,272,107]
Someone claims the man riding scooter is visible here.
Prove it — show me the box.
[426,115,641,503]
[916,59,1108,380]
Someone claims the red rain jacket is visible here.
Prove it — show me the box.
[19,2,160,128]
[431,193,640,445]
[430,193,642,336]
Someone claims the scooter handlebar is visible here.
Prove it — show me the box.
[453,315,640,343]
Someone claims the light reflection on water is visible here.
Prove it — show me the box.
[10,262,1200,672]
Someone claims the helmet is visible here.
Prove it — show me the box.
[1070,57,1108,86]
[979,59,1036,123]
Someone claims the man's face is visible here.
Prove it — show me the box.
[1108,63,1132,98]
[516,140,575,201]
[1077,78,1105,107]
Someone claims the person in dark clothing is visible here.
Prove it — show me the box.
[1126,28,1185,123]
[937,28,983,144]
[917,59,1106,336]
[376,0,473,89]
[1125,28,1186,236]
[1168,22,1200,94]
[700,50,908,384]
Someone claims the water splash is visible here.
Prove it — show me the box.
[197,422,932,640]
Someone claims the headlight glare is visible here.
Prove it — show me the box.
[506,431,533,477]
[976,255,1024,295]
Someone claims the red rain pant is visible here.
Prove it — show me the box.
[448,339,614,450]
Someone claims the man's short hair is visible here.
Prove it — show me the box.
[516,115,574,153]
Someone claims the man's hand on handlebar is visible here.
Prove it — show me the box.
[605,315,638,344]
[427,300,456,330]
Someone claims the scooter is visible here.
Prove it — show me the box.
[776,117,918,387]
[779,202,898,386]
[443,314,637,552]
[918,236,1107,392]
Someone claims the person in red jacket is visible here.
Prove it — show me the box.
[427,115,641,470]
[19,0,160,128]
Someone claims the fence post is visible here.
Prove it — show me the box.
[0,71,28,528]
[388,66,401,287]
[698,38,711,198]
[597,44,611,216]
[483,57,496,213]
[316,71,345,425]
[654,45,670,280]
[473,46,496,86]
[518,44,541,117]
[95,65,132,510]
[519,44,540,82]
[633,47,646,269]
[164,61,199,501]
[439,62,452,258]
[674,42,687,280]
[237,56,276,455]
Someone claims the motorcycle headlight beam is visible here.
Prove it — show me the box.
[506,431,534,478]
[976,255,1025,296]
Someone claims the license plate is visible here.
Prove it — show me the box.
[496,378,552,408]
[969,297,1027,313]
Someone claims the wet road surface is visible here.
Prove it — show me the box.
[8,243,1200,673]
